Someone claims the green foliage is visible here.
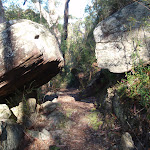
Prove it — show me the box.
[4,4,47,24]
[88,111,103,130]
[6,81,37,107]
[118,61,150,111]
[61,0,133,89]
[49,145,60,150]
[52,18,97,89]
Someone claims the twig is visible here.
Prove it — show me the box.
[136,108,145,115]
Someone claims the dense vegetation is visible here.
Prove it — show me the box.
[2,0,149,110]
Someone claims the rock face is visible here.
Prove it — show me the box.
[0,122,24,150]
[0,19,64,98]
[94,2,150,73]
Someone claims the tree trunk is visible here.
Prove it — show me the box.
[48,0,55,15]
[0,0,6,23]
[31,0,58,28]
[31,0,61,45]
[63,0,70,40]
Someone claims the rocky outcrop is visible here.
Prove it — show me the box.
[0,19,64,98]
[94,2,150,73]
[0,95,58,149]
[0,122,24,150]
[40,100,58,114]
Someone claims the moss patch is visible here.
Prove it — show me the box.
[87,111,103,130]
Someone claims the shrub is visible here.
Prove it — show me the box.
[118,60,150,112]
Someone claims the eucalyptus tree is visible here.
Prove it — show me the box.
[63,0,70,40]
[28,0,71,46]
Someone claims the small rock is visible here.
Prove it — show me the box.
[40,101,58,114]
[40,129,51,140]
[41,101,52,108]
[0,104,12,120]
[11,102,24,123]
[59,96,75,102]
[52,98,58,103]
[121,132,134,150]
[27,129,52,141]
[47,111,66,129]
[27,98,37,113]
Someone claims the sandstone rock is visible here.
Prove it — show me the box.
[47,111,66,128]
[40,101,58,114]
[41,129,52,140]
[0,19,64,98]
[27,129,52,141]
[27,98,36,113]
[11,101,38,128]
[94,2,150,73]
[0,122,24,150]
[0,104,11,120]
[112,93,127,125]
[11,102,24,123]
[58,95,75,102]
[121,132,134,150]
[52,98,58,103]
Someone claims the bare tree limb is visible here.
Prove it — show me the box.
[31,0,58,28]
[63,0,70,40]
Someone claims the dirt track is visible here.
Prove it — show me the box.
[19,89,121,150]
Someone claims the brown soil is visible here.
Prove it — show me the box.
[19,88,122,150]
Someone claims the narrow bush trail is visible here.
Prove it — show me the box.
[20,89,121,150]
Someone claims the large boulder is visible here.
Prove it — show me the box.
[0,19,64,97]
[94,2,150,73]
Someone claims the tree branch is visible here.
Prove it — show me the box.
[31,0,58,27]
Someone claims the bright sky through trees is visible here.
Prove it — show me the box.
[3,0,91,19]
[69,0,91,18]
[55,0,91,19]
